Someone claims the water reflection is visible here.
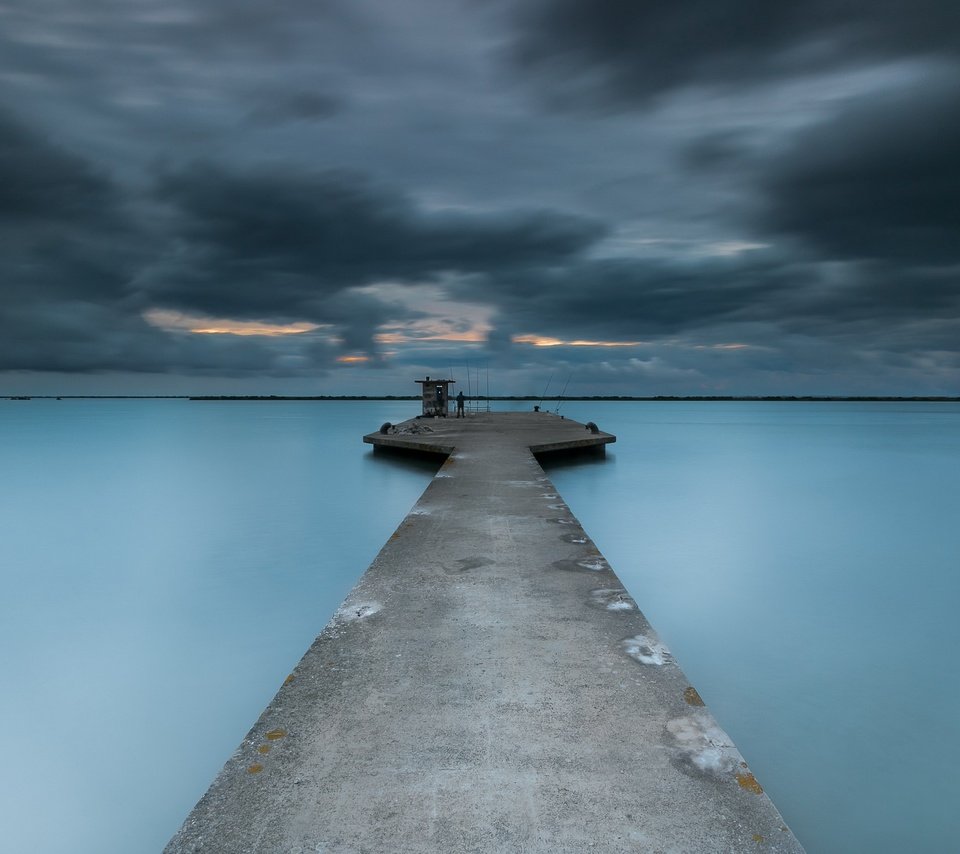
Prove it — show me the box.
[539,447,616,473]
[362,447,445,476]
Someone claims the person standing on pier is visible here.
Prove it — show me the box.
[456,391,465,418]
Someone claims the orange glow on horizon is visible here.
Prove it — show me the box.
[693,342,752,350]
[336,354,370,364]
[144,309,320,337]
[374,329,488,344]
[374,315,491,345]
[512,334,645,348]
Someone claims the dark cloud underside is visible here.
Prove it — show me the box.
[145,164,607,321]
[0,111,115,223]
[760,78,960,264]
[512,0,960,104]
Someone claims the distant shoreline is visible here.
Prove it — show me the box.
[6,395,960,402]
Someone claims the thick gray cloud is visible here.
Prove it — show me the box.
[464,250,960,360]
[511,0,960,105]
[245,91,346,126]
[0,112,116,224]
[465,254,799,338]
[0,109,137,353]
[145,163,605,319]
[1,120,609,375]
[759,77,960,264]
[0,111,334,376]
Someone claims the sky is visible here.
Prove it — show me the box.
[2,0,959,396]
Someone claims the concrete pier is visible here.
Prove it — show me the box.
[167,412,803,853]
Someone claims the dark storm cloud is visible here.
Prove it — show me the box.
[1,267,341,376]
[0,0,356,62]
[0,305,321,376]
[2,107,611,377]
[510,0,960,104]
[0,110,335,376]
[245,91,346,126]
[0,109,134,332]
[176,0,364,58]
[460,237,960,369]
[680,131,756,173]
[0,110,115,224]
[0,0,363,155]
[145,163,607,321]
[456,252,804,342]
[759,78,960,264]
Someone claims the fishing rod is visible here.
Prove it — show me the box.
[538,371,554,410]
[555,371,574,414]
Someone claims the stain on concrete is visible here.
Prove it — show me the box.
[257,745,271,755]
[684,687,705,707]
[265,728,287,741]
[336,602,381,622]
[737,772,764,794]
[551,557,608,573]
[666,712,740,779]
[622,634,672,666]
[590,588,637,611]
[443,556,495,574]
[247,764,264,774]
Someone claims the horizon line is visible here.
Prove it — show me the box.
[5,394,960,402]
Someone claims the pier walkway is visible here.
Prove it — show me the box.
[167,412,803,853]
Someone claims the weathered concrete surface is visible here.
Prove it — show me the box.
[167,412,804,853]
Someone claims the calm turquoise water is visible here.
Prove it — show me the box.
[1,400,958,852]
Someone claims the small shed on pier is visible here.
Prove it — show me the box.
[416,376,454,417]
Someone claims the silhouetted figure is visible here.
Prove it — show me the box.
[456,391,465,417]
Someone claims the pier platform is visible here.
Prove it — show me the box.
[167,412,803,852]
